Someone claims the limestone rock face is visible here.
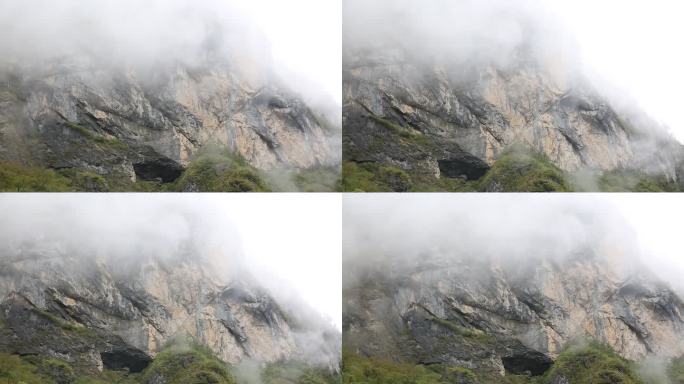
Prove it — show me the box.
[344,252,684,376]
[343,46,682,181]
[0,248,338,372]
[0,58,339,183]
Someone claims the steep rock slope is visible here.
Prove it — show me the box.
[343,253,684,378]
[0,58,339,191]
[0,247,340,374]
[343,45,683,191]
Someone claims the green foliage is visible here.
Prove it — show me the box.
[172,152,270,192]
[668,356,684,384]
[0,160,72,191]
[0,353,138,384]
[140,342,235,384]
[429,317,492,342]
[60,169,110,192]
[64,122,128,150]
[541,341,643,384]
[343,144,569,192]
[261,361,339,384]
[0,353,47,383]
[410,176,479,192]
[342,350,442,384]
[342,161,412,192]
[291,166,342,192]
[598,169,679,192]
[38,358,75,384]
[73,370,139,384]
[478,144,572,192]
[368,115,425,141]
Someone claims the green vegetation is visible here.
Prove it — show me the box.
[0,353,136,384]
[342,350,442,384]
[0,160,72,191]
[140,341,235,384]
[0,149,275,192]
[344,144,569,192]
[171,152,270,192]
[478,144,571,192]
[429,317,492,342]
[59,169,110,192]
[64,122,128,150]
[346,136,684,192]
[542,341,644,384]
[38,358,76,384]
[0,337,339,384]
[261,361,339,384]
[342,161,412,192]
[368,115,426,142]
[668,356,684,384]
[0,160,154,192]
[597,169,679,192]
[0,353,46,384]
[342,341,681,384]
[289,166,341,192]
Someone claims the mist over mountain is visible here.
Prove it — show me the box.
[343,194,684,383]
[342,0,684,192]
[0,195,341,383]
[0,0,341,192]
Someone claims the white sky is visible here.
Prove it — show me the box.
[213,193,342,330]
[543,0,684,143]
[609,194,684,291]
[235,0,341,105]
[0,193,342,331]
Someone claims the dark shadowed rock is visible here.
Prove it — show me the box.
[438,156,490,180]
[100,347,152,373]
[133,157,184,183]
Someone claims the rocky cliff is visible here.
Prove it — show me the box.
[0,56,340,191]
[343,251,684,379]
[343,30,684,192]
[0,245,340,377]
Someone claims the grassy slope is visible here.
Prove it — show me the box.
[0,150,340,192]
[343,144,568,192]
[170,152,270,192]
[0,345,338,384]
[343,342,681,384]
[343,143,681,192]
[542,341,644,384]
[477,145,571,192]
[139,343,235,384]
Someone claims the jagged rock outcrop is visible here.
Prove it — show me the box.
[0,57,339,187]
[0,247,339,373]
[343,252,684,377]
[343,43,684,187]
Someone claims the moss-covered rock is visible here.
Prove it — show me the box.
[139,342,235,384]
[171,152,270,192]
[541,341,643,384]
[478,145,572,192]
